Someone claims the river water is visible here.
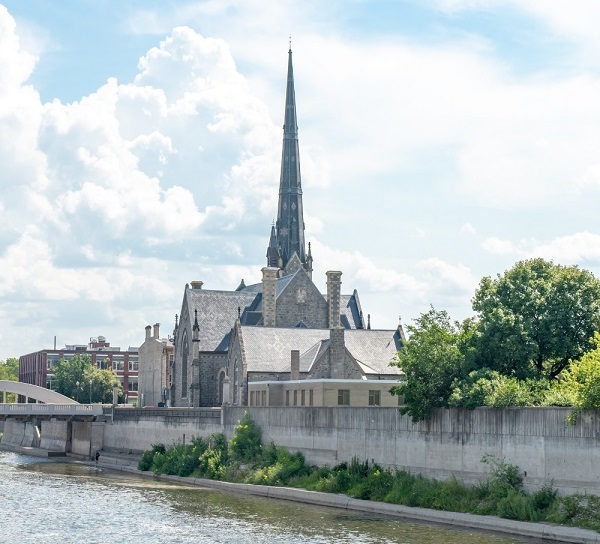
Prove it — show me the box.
[0,451,541,544]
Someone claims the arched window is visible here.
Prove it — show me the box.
[218,370,225,405]
[181,332,188,398]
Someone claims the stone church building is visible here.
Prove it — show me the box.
[169,48,404,408]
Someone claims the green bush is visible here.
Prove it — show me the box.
[496,490,536,521]
[138,443,165,471]
[229,412,262,462]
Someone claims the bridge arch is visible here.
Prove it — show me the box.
[0,380,78,404]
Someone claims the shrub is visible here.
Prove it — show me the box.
[229,412,262,462]
[496,490,536,521]
[138,443,165,471]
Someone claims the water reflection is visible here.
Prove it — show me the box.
[1,452,538,544]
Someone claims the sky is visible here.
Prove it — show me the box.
[1,0,600,360]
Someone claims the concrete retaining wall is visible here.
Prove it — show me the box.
[103,409,223,452]
[102,406,600,495]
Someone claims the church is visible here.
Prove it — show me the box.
[169,48,404,408]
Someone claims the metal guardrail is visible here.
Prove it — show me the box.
[0,403,104,417]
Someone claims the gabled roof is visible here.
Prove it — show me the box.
[241,327,329,373]
[185,288,257,351]
[239,326,403,376]
[343,329,403,375]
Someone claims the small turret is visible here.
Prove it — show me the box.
[266,222,280,268]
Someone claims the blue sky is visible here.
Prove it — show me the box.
[1,1,600,360]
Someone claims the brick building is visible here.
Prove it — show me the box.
[19,336,139,404]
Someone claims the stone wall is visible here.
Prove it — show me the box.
[275,271,328,329]
[199,352,227,407]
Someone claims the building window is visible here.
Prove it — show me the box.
[261,390,266,406]
[293,390,298,406]
[309,389,313,406]
[368,390,381,406]
[128,379,138,392]
[112,358,125,372]
[301,389,305,406]
[337,389,350,406]
[285,390,290,406]
[128,357,139,372]
[182,333,188,397]
[250,391,255,406]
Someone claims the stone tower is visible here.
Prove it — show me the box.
[268,47,309,274]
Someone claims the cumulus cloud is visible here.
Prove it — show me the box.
[482,237,518,255]
[0,10,287,357]
[530,232,600,265]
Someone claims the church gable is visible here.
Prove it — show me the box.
[283,252,304,276]
[275,268,328,328]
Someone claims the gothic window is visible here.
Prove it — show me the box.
[181,332,188,398]
[233,360,238,404]
[218,370,225,405]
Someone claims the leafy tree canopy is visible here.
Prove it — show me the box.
[0,357,19,402]
[54,354,122,403]
[554,333,600,411]
[391,307,471,422]
[0,358,19,381]
[471,258,600,379]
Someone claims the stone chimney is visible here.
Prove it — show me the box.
[330,327,345,379]
[190,280,204,290]
[262,267,278,327]
[326,271,342,328]
[153,323,160,339]
[145,325,151,340]
[290,350,300,380]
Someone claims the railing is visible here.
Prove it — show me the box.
[0,403,104,417]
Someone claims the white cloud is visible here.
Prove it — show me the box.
[460,223,477,235]
[530,232,600,265]
[482,237,518,255]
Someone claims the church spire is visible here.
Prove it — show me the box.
[275,46,306,270]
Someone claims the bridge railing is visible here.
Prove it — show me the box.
[0,403,104,416]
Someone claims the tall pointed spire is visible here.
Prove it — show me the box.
[275,45,306,271]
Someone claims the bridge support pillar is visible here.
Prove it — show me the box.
[39,418,70,452]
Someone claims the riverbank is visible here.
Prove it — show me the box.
[2,443,597,544]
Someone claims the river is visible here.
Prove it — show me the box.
[0,451,541,544]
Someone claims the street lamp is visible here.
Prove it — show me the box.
[89,378,93,403]
[75,381,80,403]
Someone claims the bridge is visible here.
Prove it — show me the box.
[0,380,104,419]
[0,381,106,455]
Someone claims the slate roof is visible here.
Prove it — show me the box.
[240,326,403,376]
[343,329,403,375]
[185,288,258,351]
[241,327,330,373]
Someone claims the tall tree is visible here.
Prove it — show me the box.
[471,258,600,379]
[0,357,19,402]
[54,354,122,403]
[390,307,470,422]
